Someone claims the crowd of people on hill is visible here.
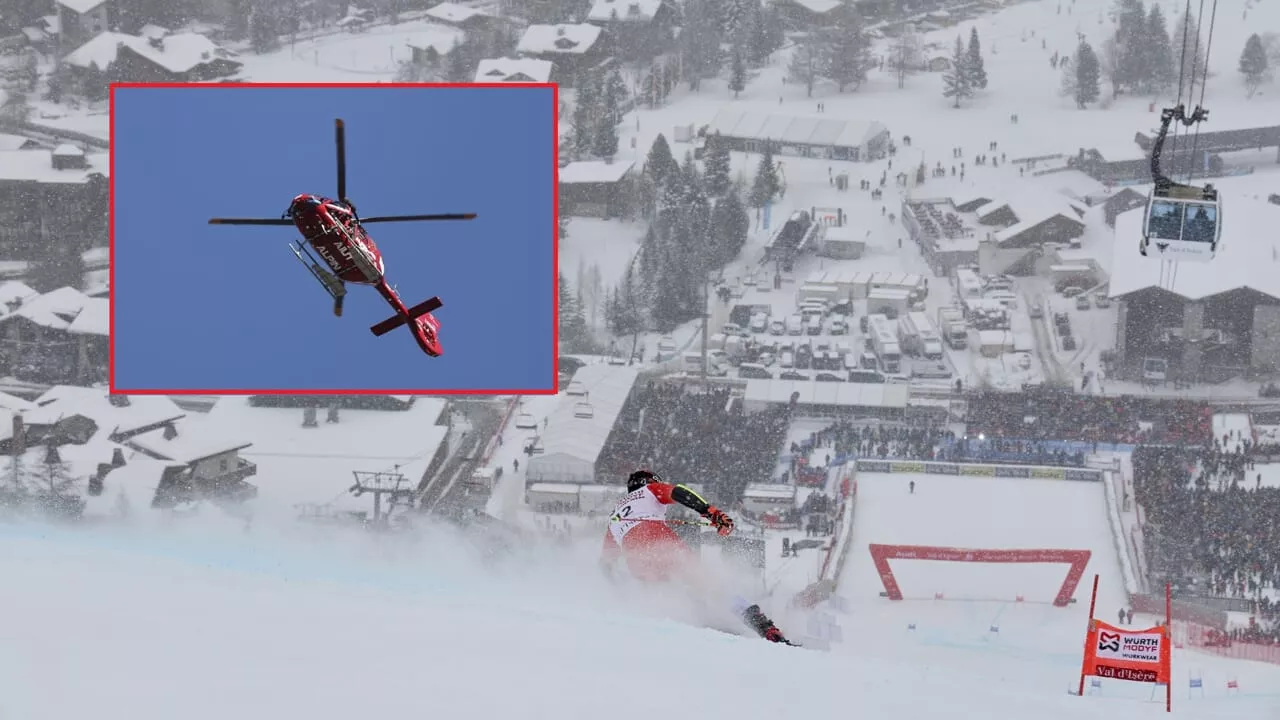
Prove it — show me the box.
[1131,445,1280,636]
[967,393,1212,445]
[600,382,790,506]
[795,421,952,464]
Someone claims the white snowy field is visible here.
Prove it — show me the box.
[835,471,1280,716]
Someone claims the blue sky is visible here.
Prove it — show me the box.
[112,85,556,393]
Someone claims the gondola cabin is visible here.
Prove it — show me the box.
[1139,187,1221,262]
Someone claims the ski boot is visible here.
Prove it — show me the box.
[742,604,797,645]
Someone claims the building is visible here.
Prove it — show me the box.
[819,225,866,260]
[404,23,465,67]
[525,363,639,486]
[586,0,677,60]
[56,0,115,47]
[971,190,1087,275]
[64,31,241,84]
[706,108,890,162]
[559,160,636,218]
[1107,199,1280,382]
[1099,188,1148,228]
[773,0,844,29]
[424,2,494,30]
[0,147,108,259]
[0,286,105,384]
[474,57,553,83]
[741,379,909,419]
[902,198,981,276]
[126,418,259,507]
[515,24,607,85]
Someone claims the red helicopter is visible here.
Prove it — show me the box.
[207,118,475,357]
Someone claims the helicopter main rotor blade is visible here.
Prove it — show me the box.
[209,218,295,225]
[335,118,347,202]
[360,213,478,223]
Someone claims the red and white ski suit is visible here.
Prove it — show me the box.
[601,482,699,583]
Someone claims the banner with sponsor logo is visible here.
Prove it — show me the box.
[1080,619,1170,686]
[853,459,1099,482]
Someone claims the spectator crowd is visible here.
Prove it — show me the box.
[1132,445,1280,643]
[600,382,790,506]
[967,392,1212,445]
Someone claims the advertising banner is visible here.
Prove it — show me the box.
[853,459,1100,482]
[1080,620,1170,685]
[994,465,1030,478]
[924,462,958,475]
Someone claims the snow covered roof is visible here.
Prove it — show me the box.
[425,2,486,24]
[64,31,235,74]
[974,189,1086,227]
[81,246,109,268]
[52,143,82,156]
[8,286,90,330]
[0,134,40,151]
[527,364,639,476]
[0,149,108,183]
[138,24,168,39]
[404,23,465,54]
[66,296,109,336]
[204,396,449,511]
[83,268,109,298]
[56,0,107,14]
[587,0,665,22]
[708,108,888,149]
[517,24,603,55]
[0,281,38,319]
[475,57,552,83]
[559,160,635,184]
[785,0,842,13]
[80,448,167,521]
[1109,200,1280,301]
[128,418,253,464]
[743,379,909,408]
[34,385,185,437]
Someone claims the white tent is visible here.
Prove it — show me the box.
[526,363,638,484]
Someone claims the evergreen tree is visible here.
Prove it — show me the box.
[1114,0,1147,92]
[1172,9,1207,99]
[680,0,723,89]
[1239,33,1270,97]
[645,134,680,187]
[746,1,784,67]
[558,272,591,351]
[592,80,620,158]
[729,46,748,97]
[787,34,822,97]
[720,0,749,41]
[1075,38,1101,108]
[607,259,645,339]
[573,73,600,159]
[942,35,972,108]
[710,191,750,266]
[822,10,873,92]
[748,143,780,208]
[1145,4,1174,91]
[248,2,280,52]
[966,27,988,90]
[445,40,472,82]
[604,68,628,116]
[703,132,732,197]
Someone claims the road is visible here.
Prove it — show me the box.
[415,399,503,516]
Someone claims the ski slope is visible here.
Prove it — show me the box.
[836,471,1280,715]
[1,514,1277,720]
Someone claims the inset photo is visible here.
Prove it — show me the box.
[110,82,557,394]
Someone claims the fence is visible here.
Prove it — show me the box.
[1168,620,1280,665]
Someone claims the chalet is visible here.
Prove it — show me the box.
[515,24,607,85]
[56,0,116,48]
[0,286,103,384]
[774,0,844,30]
[1101,187,1148,228]
[0,147,108,260]
[586,0,677,60]
[559,160,636,219]
[404,23,465,67]
[31,385,186,443]
[127,420,259,507]
[64,31,241,84]
[475,57,553,83]
[424,2,493,30]
[66,296,108,383]
[972,191,1088,275]
[707,108,890,162]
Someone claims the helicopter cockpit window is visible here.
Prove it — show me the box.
[1181,203,1218,244]
[1148,200,1185,241]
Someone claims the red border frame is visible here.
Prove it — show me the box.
[107,82,559,396]
[869,544,1091,607]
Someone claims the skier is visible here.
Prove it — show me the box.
[600,470,794,645]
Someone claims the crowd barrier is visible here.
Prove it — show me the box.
[854,458,1103,482]
[1167,620,1280,665]
[792,466,857,609]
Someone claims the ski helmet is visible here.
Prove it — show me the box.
[627,470,661,493]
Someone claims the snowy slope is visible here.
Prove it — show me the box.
[2,517,1278,720]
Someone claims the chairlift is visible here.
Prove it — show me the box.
[573,401,594,419]
[1139,105,1221,262]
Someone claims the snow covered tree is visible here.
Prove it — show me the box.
[942,36,972,108]
[592,106,619,158]
[709,191,750,266]
[1113,0,1147,92]
[966,27,988,90]
[822,10,873,92]
[1059,56,1079,99]
[1173,9,1207,100]
[748,143,780,208]
[573,74,600,159]
[247,3,281,52]
[719,0,750,41]
[445,39,473,82]
[788,34,822,97]
[729,46,747,97]
[645,134,680,187]
[888,23,924,88]
[680,0,723,89]
[1144,4,1175,92]
[703,132,732,197]
[1075,38,1101,108]
[607,259,645,340]
[746,0,784,66]
[1240,33,1271,97]
[558,272,591,351]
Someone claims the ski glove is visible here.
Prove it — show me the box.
[705,507,734,536]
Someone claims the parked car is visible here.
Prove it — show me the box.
[1094,293,1112,308]
[1029,302,1044,319]
[1075,294,1092,310]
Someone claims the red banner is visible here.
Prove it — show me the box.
[1080,620,1171,685]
